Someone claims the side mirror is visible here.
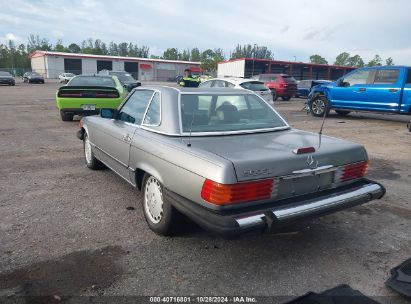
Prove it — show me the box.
[100,108,117,119]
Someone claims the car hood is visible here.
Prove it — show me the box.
[186,129,367,182]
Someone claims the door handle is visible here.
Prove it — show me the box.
[122,134,131,142]
[389,88,398,92]
[358,88,366,92]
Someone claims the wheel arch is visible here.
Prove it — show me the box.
[134,164,164,191]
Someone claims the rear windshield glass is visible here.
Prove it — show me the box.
[282,76,297,83]
[180,94,287,133]
[240,81,269,91]
[110,72,135,82]
[0,71,11,76]
[259,74,277,81]
[68,76,115,87]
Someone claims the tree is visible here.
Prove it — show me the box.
[230,44,273,60]
[309,54,328,64]
[367,54,382,66]
[334,52,350,66]
[190,48,201,62]
[162,48,179,60]
[385,57,394,66]
[67,43,81,53]
[200,48,225,73]
[27,34,52,52]
[54,39,68,52]
[347,54,364,67]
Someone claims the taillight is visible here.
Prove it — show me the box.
[335,161,368,183]
[59,92,82,97]
[201,179,274,206]
[95,92,119,98]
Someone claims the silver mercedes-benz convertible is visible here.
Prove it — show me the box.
[77,86,385,237]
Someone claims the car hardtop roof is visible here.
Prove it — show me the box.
[75,74,114,78]
[213,77,264,84]
[136,86,250,95]
[359,65,410,69]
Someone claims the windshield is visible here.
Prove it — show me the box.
[68,76,115,87]
[240,81,269,91]
[31,72,41,76]
[282,75,297,83]
[66,73,75,77]
[180,93,287,133]
[259,74,277,82]
[111,72,135,82]
[0,71,11,76]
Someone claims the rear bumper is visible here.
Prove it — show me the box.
[164,179,385,237]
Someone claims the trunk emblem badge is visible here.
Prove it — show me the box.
[307,155,319,169]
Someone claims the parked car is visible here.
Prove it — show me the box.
[76,86,385,237]
[98,70,141,92]
[0,71,15,86]
[199,77,274,105]
[58,73,75,83]
[296,79,331,98]
[253,74,297,101]
[56,74,127,121]
[308,66,411,117]
[23,72,45,84]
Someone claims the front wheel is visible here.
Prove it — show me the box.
[335,110,351,116]
[309,96,330,117]
[281,96,291,101]
[142,174,182,236]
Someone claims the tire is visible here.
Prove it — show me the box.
[60,110,74,122]
[83,133,104,170]
[271,89,278,101]
[335,110,351,116]
[142,174,182,236]
[309,95,330,117]
[281,96,292,101]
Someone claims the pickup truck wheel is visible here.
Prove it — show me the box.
[335,110,351,116]
[271,89,278,101]
[60,111,74,122]
[142,174,181,236]
[281,96,291,101]
[83,133,104,170]
[310,96,330,117]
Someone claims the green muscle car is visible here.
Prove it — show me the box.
[56,75,128,121]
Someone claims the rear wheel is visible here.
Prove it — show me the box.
[335,110,351,116]
[83,133,104,170]
[60,111,74,121]
[309,96,330,117]
[142,174,182,236]
[271,89,278,101]
[281,96,291,101]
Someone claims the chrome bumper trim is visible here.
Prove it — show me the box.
[235,183,383,229]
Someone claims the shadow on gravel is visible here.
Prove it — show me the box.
[0,246,126,302]
[368,158,401,180]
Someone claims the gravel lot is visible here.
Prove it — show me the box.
[0,81,410,303]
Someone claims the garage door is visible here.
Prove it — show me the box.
[97,60,113,72]
[156,69,176,82]
[124,62,139,79]
[64,58,82,75]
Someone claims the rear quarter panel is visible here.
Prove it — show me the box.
[129,130,238,209]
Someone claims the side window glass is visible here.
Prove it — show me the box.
[342,70,371,86]
[199,80,213,88]
[213,80,225,88]
[143,92,161,126]
[374,69,400,84]
[225,81,235,88]
[407,69,411,84]
[118,90,153,124]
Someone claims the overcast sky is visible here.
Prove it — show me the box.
[1,0,410,64]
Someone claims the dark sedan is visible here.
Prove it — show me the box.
[98,70,141,92]
[296,79,331,98]
[23,72,45,84]
[0,71,15,86]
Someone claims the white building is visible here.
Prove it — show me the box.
[29,51,201,81]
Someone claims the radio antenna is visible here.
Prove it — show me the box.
[317,107,327,150]
[187,112,195,147]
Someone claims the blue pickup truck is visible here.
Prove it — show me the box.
[308,66,411,117]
